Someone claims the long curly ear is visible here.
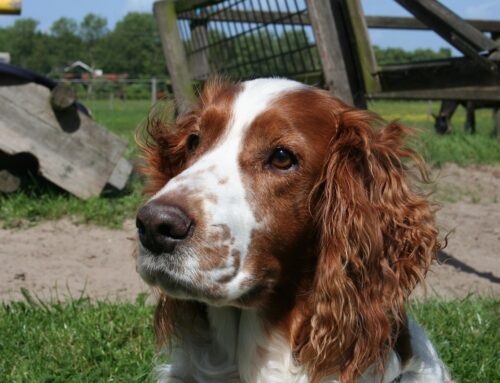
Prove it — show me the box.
[302,109,441,382]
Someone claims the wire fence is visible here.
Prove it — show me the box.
[65,78,172,105]
[176,0,321,82]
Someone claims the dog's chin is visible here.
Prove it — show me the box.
[137,257,272,308]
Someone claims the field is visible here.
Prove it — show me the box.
[1,98,499,382]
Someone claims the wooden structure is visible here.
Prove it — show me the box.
[0,66,132,198]
[154,0,500,137]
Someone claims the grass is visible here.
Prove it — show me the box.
[0,295,497,382]
[1,99,499,229]
[369,100,500,166]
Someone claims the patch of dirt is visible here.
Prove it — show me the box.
[0,163,499,302]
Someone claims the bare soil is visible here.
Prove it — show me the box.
[1,163,499,302]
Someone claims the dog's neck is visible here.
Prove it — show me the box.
[201,305,303,383]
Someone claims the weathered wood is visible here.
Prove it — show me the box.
[154,0,195,114]
[108,157,133,190]
[178,8,500,34]
[345,0,380,95]
[0,80,131,199]
[366,16,500,34]
[50,83,76,111]
[371,86,500,102]
[395,0,497,54]
[378,57,500,93]
[307,0,354,106]
[0,0,21,15]
[175,0,222,14]
[0,169,20,193]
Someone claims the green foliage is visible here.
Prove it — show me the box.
[374,46,452,65]
[0,296,497,382]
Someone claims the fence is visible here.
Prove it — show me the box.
[65,78,173,105]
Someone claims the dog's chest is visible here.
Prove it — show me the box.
[165,307,312,383]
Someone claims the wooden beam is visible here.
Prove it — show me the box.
[395,0,497,54]
[178,8,500,34]
[307,0,355,106]
[371,86,500,102]
[175,0,222,14]
[378,57,500,93]
[366,16,500,34]
[345,0,380,95]
[0,0,21,15]
[154,0,195,114]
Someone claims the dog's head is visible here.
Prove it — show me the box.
[136,78,440,381]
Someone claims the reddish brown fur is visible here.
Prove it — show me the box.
[138,81,441,382]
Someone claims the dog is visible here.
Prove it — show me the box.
[135,78,451,383]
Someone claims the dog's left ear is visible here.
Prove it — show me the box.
[302,107,441,382]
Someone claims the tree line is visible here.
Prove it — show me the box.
[0,13,451,78]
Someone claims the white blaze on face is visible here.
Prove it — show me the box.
[150,78,306,297]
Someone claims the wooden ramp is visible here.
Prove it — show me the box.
[0,76,132,199]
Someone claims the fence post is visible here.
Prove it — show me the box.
[154,0,195,114]
[306,0,355,106]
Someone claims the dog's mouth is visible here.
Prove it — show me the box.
[136,244,275,307]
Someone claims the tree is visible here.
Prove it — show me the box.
[49,17,83,70]
[79,13,108,67]
[97,13,164,76]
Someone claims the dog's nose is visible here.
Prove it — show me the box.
[136,200,193,254]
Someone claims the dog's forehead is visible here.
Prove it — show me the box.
[230,78,306,135]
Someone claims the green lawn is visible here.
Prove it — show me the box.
[1,99,499,229]
[0,295,497,382]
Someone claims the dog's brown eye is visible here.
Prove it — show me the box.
[187,134,200,152]
[269,148,297,170]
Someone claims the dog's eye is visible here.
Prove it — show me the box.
[269,148,297,170]
[187,134,200,152]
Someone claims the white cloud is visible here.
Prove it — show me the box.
[124,0,156,13]
[464,1,500,19]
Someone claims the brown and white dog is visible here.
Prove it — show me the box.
[135,78,450,383]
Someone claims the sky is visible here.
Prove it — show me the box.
[0,0,499,51]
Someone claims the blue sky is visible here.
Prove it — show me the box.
[0,0,498,51]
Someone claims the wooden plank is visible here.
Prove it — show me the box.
[371,86,500,102]
[154,0,195,114]
[0,81,130,199]
[306,0,355,106]
[178,8,500,34]
[345,0,380,95]
[366,16,500,34]
[0,169,20,193]
[377,57,500,93]
[108,157,133,190]
[175,0,222,14]
[395,0,497,54]
[0,0,21,15]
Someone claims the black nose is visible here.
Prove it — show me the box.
[136,200,193,254]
